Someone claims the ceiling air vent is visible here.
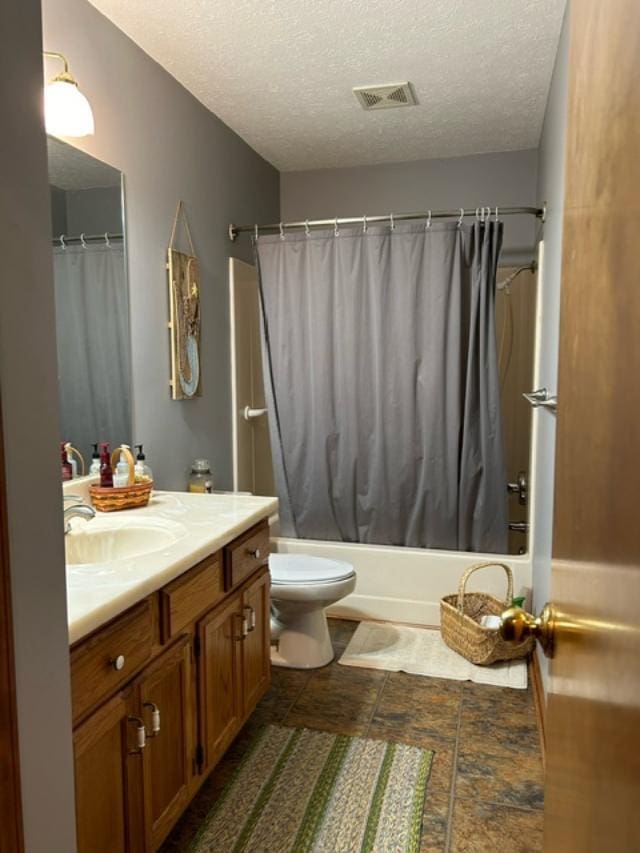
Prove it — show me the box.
[353,82,417,111]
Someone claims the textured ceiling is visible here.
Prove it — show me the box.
[88,0,566,171]
[47,136,121,189]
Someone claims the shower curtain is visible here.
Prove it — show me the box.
[53,243,131,466]
[256,220,508,553]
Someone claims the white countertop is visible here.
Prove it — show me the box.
[66,490,278,645]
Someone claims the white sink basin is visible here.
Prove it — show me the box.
[65,519,188,566]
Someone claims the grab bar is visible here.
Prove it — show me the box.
[243,406,267,421]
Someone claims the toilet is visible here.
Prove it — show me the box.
[269,553,356,669]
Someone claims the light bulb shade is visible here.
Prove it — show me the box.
[45,79,94,137]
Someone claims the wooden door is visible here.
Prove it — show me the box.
[241,568,271,715]
[137,637,193,851]
[198,592,243,773]
[73,691,137,853]
[544,2,640,851]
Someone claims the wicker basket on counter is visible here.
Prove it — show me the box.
[89,446,153,512]
[440,562,534,666]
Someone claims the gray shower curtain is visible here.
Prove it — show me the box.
[256,220,507,553]
[53,244,131,466]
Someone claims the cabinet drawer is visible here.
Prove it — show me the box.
[224,522,270,589]
[224,522,269,589]
[71,600,153,722]
[160,554,224,641]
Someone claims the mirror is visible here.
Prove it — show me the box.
[47,137,131,475]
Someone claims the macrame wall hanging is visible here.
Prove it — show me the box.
[167,201,201,399]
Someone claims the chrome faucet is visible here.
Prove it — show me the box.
[63,495,96,534]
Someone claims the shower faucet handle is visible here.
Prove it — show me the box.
[506,471,528,505]
[523,388,557,412]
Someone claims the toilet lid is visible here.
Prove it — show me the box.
[269,553,355,585]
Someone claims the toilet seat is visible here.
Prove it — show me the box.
[269,553,355,586]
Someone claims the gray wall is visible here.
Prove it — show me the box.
[43,0,280,490]
[281,149,539,265]
[50,185,68,234]
[531,7,570,696]
[50,185,122,236]
[0,0,77,849]
[66,185,122,234]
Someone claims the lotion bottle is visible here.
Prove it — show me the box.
[61,442,73,481]
[99,442,113,488]
[65,442,78,479]
[113,446,131,488]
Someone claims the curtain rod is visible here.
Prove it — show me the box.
[228,205,545,241]
[52,231,123,247]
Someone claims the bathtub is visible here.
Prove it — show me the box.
[270,522,532,627]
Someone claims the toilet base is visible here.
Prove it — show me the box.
[270,607,334,669]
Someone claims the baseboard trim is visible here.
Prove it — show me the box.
[529,651,546,766]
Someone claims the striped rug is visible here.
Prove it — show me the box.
[190,725,433,853]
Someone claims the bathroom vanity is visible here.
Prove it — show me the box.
[66,491,277,853]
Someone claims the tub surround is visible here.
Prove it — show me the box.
[66,491,277,643]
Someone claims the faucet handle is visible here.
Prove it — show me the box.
[63,494,82,503]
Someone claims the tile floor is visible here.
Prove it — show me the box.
[162,619,544,852]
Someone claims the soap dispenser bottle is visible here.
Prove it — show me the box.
[99,442,113,488]
[135,445,153,482]
[113,446,131,488]
[89,443,100,476]
[61,442,73,481]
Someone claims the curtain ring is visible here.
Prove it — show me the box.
[304,219,310,237]
[484,206,491,222]
[334,218,339,237]
[59,234,66,250]
[475,207,480,222]
[104,232,111,248]
[279,222,285,240]
[495,206,499,223]
[362,215,367,234]
[254,224,259,240]
[389,213,395,231]
[457,208,464,228]
[80,233,87,249]
[426,210,432,230]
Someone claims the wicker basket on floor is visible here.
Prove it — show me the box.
[440,562,534,666]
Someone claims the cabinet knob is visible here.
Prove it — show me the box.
[247,547,261,560]
[111,654,125,671]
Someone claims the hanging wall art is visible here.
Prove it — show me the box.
[167,201,201,399]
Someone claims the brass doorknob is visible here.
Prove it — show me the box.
[499,603,555,657]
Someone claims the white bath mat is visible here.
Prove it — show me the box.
[338,621,527,689]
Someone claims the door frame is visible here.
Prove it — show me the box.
[0,398,24,852]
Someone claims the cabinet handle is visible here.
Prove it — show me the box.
[234,613,247,641]
[143,701,161,737]
[247,547,261,560]
[128,715,146,754]
[110,654,125,671]
[244,605,256,633]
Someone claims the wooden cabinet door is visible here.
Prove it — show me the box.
[74,691,138,853]
[241,567,271,715]
[198,592,243,773]
[136,636,193,852]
